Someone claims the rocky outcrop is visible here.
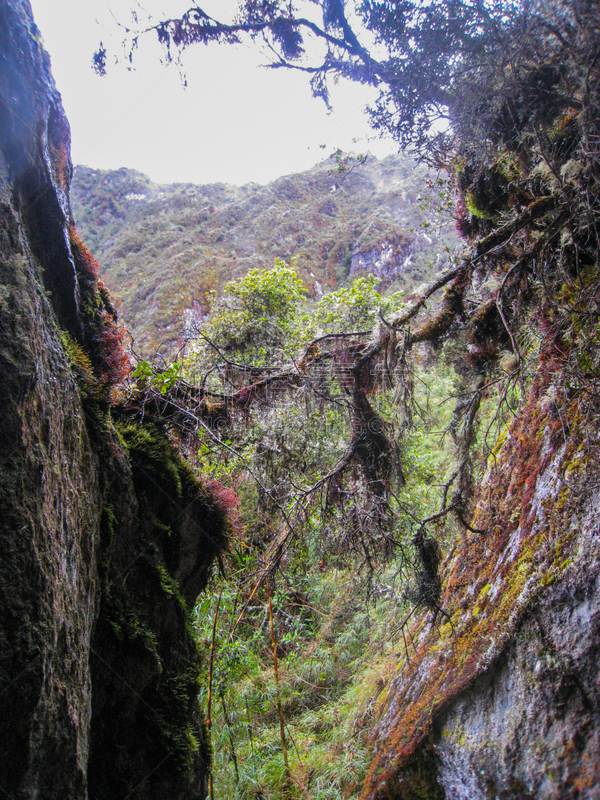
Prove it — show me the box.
[361,338,600,799]
[0,3,226,798]
[351,242,410,280]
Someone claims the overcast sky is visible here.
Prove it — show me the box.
[28,0,397,186]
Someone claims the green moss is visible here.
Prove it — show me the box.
[465,190,498,220]
[59,330,96,393]
[88,416,227,799]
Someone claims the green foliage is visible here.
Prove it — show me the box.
[193,560,413,800]
[132,358,181,394]
[201,260,312,364]
[314,273,404,333]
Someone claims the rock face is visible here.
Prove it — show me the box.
[350,230,413,282]
[436,567,600,800]
[0,3,226,798]
[361,339,600,799]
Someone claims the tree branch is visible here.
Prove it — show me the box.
[379,266,461,330]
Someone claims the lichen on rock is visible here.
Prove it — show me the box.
[360,329,600,800]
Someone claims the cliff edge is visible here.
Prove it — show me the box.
[0,2,226,797]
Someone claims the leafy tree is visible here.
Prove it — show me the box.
[314,273,404,333]
[192,259,312,366]
[129,259,467,611]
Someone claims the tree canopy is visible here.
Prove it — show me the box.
[97,1,599,159]
[116,0,600,601]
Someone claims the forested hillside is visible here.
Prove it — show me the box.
[71,155,458,356]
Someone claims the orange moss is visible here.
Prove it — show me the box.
[68,224,99,279]
[68,224,130,391]
[47,137,70,192]
[361,337,592,800]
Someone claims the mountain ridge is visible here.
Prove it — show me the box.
[71,153,459,357]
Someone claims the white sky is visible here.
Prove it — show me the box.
[28,0,398,186]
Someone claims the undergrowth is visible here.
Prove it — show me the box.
[187,353,475,799]
[193,564,412,800]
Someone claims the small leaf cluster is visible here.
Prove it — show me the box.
[132,359,181,394]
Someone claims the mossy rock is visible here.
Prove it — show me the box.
[89,419,228,800]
